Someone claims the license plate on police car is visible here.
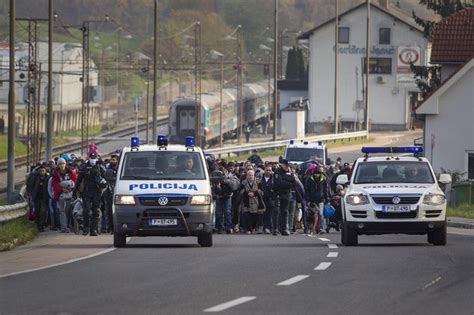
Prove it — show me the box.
[382,205,410,212]
[149,219,177,226]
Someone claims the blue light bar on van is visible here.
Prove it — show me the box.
[157,135,168,147]
[185,136,195,147]
[361,146,423,154]
[131,137,139,147]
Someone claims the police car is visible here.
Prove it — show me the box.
[284,140,329,166]
[336,147,452,246]
[112,136,214,247]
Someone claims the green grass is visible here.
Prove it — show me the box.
[0,136,28,160]
[0,195,8,206]
[325,136,374,148]
[56,125,103,138]
[0,216,38,252]
[447,203,474,219]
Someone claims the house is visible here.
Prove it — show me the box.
[0,41,99,134]
[416,9,474,179]
[298,0,429,132]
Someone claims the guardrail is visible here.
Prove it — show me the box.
[0,186,28,223]
[206,131,368,156]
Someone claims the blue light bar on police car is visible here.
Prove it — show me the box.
[157,135,168,146]
[131,137,139,147]
[289,140,294,145]
[361,146,423,154]
[185,136,195,147]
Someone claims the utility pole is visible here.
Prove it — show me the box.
[46,0,53,161]
[146,59,151,143]
[273,0,278,141]
[194,21,202,147]
[334,0,339,134]
[219,55,224,147]
[152,0,158,144]
[81,22,90,156]
[7,0,16,203]
[236,25,243,144]
[364,0,370,133]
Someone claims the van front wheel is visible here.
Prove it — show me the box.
[198,233,213,247]
[113,232,126,248]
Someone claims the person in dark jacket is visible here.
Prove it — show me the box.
[212,164,240,234]
[31,165,50,232]
[305,167,329,234]
[271,157,296,236]
[75,152,107,236]
[103,154,119,233]
[259,165,275,234]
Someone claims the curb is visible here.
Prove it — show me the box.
[447,221,474,229]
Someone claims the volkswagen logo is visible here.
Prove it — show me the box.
[157,196,168,206]
[392,196,401,204]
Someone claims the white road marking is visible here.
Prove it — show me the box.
[203,296,256,312]
[318,237,331,242]
[422,276,442,291]
[314,262,332,270]
[277,275,310,286]
[0,237,131,279]
[327,252,339,258]
[0,247,116,279]
[328,244,338,249]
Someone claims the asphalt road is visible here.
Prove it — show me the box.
[0,230,473,314]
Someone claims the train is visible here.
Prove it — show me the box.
[168,81,272,146]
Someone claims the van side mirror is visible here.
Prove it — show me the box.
[438,173,452,185]
[336,174,349,185]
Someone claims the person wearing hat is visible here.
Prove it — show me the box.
[52,158,77,232]
[271,157,296,236]
[75,152,107,236]
[304,166,329,234]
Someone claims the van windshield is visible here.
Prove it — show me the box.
[120,151,206,180]
[285,148,324,162]
[354,161,435,184]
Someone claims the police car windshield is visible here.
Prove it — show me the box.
[285,148,323,162]
[120,151,206,180]
[354,161,434,184]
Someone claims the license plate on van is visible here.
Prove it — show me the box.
[149,219,177,226]
[382,205,410,212]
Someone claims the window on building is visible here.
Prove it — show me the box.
[379,28,391,44]
[363,57,392,74]
[468,153,474,180]
[338,27,350,44]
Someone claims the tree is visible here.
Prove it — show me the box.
[411,0,473,96]
[285,46,306,80]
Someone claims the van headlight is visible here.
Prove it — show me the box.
[115,195,136,205]
[346,194,369,205]
[423,194,445,206]
[190,195,211,205]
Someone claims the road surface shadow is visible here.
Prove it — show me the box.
[38,244,112,249]
[124,243,200,248]
[349,243,431,247]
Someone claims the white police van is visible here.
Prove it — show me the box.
[337,147,452,246]
[284,140,329,166]
[113,136,213,247]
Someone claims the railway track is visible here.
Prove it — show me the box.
[0,118,168,173]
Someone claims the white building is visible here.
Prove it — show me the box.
[416,8,474,179]
[298,1,429,131]
[0,42,99,133]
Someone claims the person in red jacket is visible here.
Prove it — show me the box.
[52,158,77,232]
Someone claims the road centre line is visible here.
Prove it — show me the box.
[328,244,338,249]
[422,276,442,291]
[314,262,332,270]
[327,252,339,258]
[318,237,331,242]
[277,275,310,286]
[203,296,256,312]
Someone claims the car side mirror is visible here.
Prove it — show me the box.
[336,174,349,185]
[438,173,452,185]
